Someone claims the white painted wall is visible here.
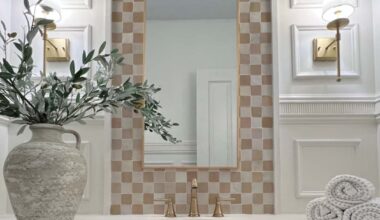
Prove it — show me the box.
[0,0,12,214]
[0,0,111,215]
[144,19,236,165]
[9,0,107,78]
[0,0,11,61]
[373,0,380,206]
[0,120,9,215]
[278,0,375,95]
[374,0,380,96]
[274,0,380,214]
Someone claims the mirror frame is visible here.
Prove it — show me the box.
[142,0,241,169]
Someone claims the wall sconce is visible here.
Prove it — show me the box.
[45,38,70,62]
[314,0,355,82]
[30,0,62,77]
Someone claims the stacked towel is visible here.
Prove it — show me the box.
[306,197,343,220]
[325,175,375,210]
[343,198,380,220]
[306,175,378,220]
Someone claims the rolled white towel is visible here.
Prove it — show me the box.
[325,175,375,210]
[343,198,380,220]
[306,197,343,220]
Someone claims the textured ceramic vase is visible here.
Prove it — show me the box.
[3,124,87,220]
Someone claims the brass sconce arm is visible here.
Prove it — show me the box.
[327,18,349,82]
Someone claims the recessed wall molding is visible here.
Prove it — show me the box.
[291,24,360,79]
[294,139,361,198]
[60,0,92,9]
[280,95,378,123]
[290,0,358,9]
[53,25,92,52]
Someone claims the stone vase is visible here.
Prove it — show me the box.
[3,124,87,220]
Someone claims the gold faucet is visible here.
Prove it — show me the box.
[188,178,200,217]
[212,196,234,217]
[154,198,176,217]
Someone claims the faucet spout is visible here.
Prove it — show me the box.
[189,178,200,217]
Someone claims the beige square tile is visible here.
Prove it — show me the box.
[253,194,263,204]
[220,183,230,193]
[261,12,271,22]
[250,2,260,12]
[121,194,132,204]
[133,12,144,22]
[112,12,122,22]
[198,182,209,193]
[132,183,143,193]
[132,204,143,214]
[143,193,154,204]
[252,172,263,182]
[110,205,121,214]
[143,172,154,182]
[176,183,187,193]
[123,2,133,12]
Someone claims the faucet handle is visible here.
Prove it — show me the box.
[154,198,176,218]
[213,196,235,217]
[191,178,198,188]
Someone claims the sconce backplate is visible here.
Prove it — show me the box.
[46,38,70,62]
[313,38,337,61]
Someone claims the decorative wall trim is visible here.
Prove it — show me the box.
[53,25,92,52]
[294,139,361,198]
[291,24,360,79]
[61,0,92,9]
[280,95,378,122]
[290,0,358,9]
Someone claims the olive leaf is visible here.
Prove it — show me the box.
[17,124,28,136]
[0,1,180,143]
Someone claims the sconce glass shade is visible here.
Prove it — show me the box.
[31,0,62,23]
[322,0,355,22]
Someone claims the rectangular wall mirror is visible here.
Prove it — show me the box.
[144,0,238,168]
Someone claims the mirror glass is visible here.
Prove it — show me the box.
[144,0,238,168]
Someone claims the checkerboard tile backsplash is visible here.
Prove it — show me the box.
[111,0,273,214]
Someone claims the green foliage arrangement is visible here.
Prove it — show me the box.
[0,0,179,143]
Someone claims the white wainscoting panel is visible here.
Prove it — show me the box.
[290,0,358,9]
[279,123,377,213]
[291,25,360,79]
[61,0,92,9]
[294,139,361,198]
